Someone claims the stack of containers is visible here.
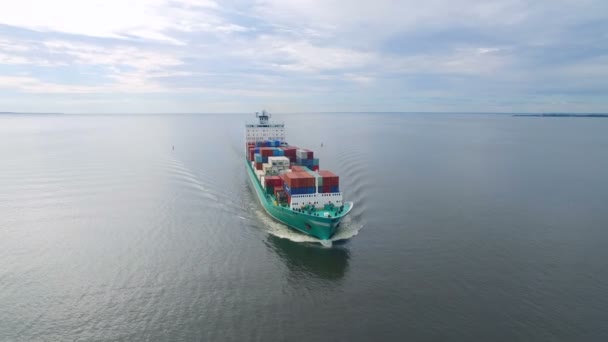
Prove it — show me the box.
[253,147,285,169]
[247,142,255,161]
[274,186,284,199]
[280,146,298,163]
[296,149,320,171]
[317,170,340,193]
[268,156,289,167]
[264,176,283,195]
[280,172,316,203]
[255,140,282,147]
[266,156,290,175]
[301,167,321,190]
[256,170,264,182]
[254,153,263,170]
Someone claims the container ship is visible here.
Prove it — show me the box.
[245,110,353,240]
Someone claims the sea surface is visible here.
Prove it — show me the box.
[1,113,607,341]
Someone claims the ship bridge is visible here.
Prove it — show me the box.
[245,110,286,143]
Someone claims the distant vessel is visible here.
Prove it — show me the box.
[245,110,353,240]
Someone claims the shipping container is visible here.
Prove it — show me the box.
[264,176,283,188]
[318,170,339,187]
[280,171,316,188]
[284,186,316,195]
[268,156,290,166]
[298,149,314,159]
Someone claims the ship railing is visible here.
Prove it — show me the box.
[246,121,285,127]
[290,192,342,198]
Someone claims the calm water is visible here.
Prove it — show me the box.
[1,113,607,341]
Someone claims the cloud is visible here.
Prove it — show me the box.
[0,0,606,112]
[0,0,234,44]
[236,37,374,72]
[41,40,183,70]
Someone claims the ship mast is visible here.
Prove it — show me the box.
[256,110,271,125]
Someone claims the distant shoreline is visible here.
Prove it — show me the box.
[513,113,608,118]
[2,111,607,117]
[0,112,64,115]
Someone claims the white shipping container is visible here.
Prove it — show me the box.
[268,156,290,166]
[255,170,264,180]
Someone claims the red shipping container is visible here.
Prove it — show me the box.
[258,147,272,157]
[255,162,263,170]
[291,166,305,172]
[248,148,255,161]
[300,149,314,159]
[281,146,298,160]
[265,176,283,188]
[318,170,339,186]
[282,172,315,188]
[311,165,319,171]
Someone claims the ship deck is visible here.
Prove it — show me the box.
[247,158,352,220]
[265,193,351,219]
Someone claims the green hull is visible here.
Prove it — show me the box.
[246,159,352,240]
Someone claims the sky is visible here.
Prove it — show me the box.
[0,0,606,113]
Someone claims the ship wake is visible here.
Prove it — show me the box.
[253,208,363,247]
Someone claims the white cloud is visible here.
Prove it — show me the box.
[42,40,183,70]
[171,0,219,9]
[0,39,31,53]
[0,38,67,66]
[0,75,108,94]
[0,1,172,42]
[0,0,232,44]
[0,0,606,112]
[343,73,375,84]
[0,53,29,65]
[253,0,530,37]
[254,0,608,49]
[233,37,374,72]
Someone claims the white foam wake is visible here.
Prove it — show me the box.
[253,208,362,247]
